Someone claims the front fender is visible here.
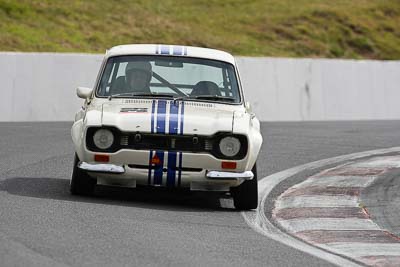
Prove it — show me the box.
[71,110,102,161]
[233,111,263,170]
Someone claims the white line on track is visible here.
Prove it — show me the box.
[241,146,400,267]
[321,243,400,258]
[275,195,358,209]
[278,218,380,232]
[295,175,376,188]
[351,156,400,168]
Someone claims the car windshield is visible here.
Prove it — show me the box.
[97,55,241,103]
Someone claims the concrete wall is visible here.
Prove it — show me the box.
[0,52,399,121]
[236,57,400,121]
[0,53,103,121]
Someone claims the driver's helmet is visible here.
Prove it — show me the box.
[125,61,152,82]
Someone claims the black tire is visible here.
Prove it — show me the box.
[231,163,258,210]
[70,154,96,195]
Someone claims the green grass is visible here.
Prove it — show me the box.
[0,0,400,59]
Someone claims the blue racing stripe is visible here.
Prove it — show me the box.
[160,45,170,55]
[167,151,177,187]
[150,100,156,133]
[169,101,179,134]
[156,100,167,133]
[177,102,185,186]
[147,100,156,185]
[153,100,167,185]
[172,46,183,56]
[166,101,179,186]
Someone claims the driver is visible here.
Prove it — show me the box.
[124,61,152,93]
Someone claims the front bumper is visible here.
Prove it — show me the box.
[206,170,253,180]
[78,162,125,174]
[78,161,253,191]
[78,149,250,173]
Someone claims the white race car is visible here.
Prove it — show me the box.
[71,44,263,210]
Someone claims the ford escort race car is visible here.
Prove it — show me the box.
[71,44,263,210]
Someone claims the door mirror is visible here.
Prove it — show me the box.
[76,87,93,99]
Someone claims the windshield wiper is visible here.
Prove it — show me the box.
[108,92,135,100]
[132,93,176,98]
[172,96,189,102]
[108,92,176,100]
[135,93,192,104]
[192,95,236,102]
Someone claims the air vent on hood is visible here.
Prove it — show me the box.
[123,99,153,104]
[183,102,215,108]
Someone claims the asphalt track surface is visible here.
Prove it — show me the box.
[1,121,400,267]
[362,167,400,237]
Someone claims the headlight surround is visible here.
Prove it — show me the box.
[93,129,114,149]
[86,128,248,159]
[219,136,241,157]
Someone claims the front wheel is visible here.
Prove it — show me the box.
[70,154,96,196]
[231,163,258,210]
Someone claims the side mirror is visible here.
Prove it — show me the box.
[76,87,93,99]
[245,101,252,112]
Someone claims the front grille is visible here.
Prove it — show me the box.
[204,139,213,151]
[120,133,214,153]
[120,135,129,146]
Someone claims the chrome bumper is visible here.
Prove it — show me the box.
[78,162,252,181]
[206,171,254,180]
[78,162,125,174]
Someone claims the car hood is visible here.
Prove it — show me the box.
[101,100,234,135]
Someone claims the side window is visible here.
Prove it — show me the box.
[102,62,128,95]
[105,65,115,94]
[221,68,235,97]
[99,61,114,95]
[105,63,121,95]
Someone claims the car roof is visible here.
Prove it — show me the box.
[105,44,236,65]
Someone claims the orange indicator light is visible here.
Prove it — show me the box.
[151,154,161,165]
[221,161,237,169]
[94,154,110,162]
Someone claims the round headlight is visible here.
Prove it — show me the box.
[219,136,241,157]
[93,129,114,149]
